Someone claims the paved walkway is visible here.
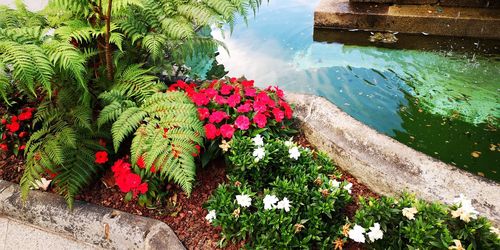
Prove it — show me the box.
[0,216,98,250]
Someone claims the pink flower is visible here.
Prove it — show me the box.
[280,100,293,119]
[209,111,229,123]
[256,92,271,104]
[253,101,267,113]
[204,123,219,140]
[227,93,241,108]
[198,108,210,120]
[220,124,235,139]
[244,87,256,97]
[237,102,252,113]
[253,113,267,128]
[234,115,250,130]
[220,84,233,95]
[274,86,285,99]
[214,95,227,105]
[191,92,209,106]
[272,108,285,122]
[242,80,254,87]
[204,88,218,99]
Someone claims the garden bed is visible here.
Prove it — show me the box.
[0,134,377,249]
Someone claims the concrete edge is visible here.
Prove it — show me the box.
[285,93,500,226]
[0,180,186,250]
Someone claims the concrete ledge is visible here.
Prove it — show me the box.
[286,93,500,226]
[0,180,185,250]
[314,0,500,39]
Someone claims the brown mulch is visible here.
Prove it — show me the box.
[0,133,377,250]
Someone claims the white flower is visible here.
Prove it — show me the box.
[343,182,353,194]
[402,207,418,220]
[288,146,300,160]
[276,197,291,212]
[451,194,479,223]
[284,139,294,148]
[490,226,500,238]
[205,210,216,223]
[219,140,231,152]
[367,223,384,242]
[33,178,52,191]
[348,224,366,243]
[252,134,264,147]
[236,194,252,207]
[448,239,464,250]
[263,195,279,210]
[329,179,341,189]
[252,147,266,162]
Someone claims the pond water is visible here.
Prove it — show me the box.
[212,0,500,181]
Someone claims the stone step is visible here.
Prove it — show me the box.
[315,0,500,39]
[349,0,500,8]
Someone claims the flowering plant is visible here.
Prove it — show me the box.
[353,193,500,249]
[204,136,352,248]
[0,107,35,156]
[168,78,297,166]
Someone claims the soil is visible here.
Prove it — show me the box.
[0,133,377,250]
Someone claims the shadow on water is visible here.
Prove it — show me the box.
[213,0,500,181]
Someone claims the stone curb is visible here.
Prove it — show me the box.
[0,180,186,250]
[286,93,500,226]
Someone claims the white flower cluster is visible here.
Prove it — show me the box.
[205,210,216,223]
[283,138,301,160]
[451,194,479,223]
[402,207,418,220]
[252,134,265,162]
[348,223,384,243]
[263,195,291,212]
[328,179,352,194]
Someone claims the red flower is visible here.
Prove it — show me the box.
[11,116,17,123]
[1,134,6,140]
[227,93,241,108]
[237,102,252,113]
[204,123,219,140]
[274,86,285,99]
[150,165,157,173]
[18,111,32,121]
[220,84,233,95]
[111,159,131,176]
[191,92,210,106]
[197,108,210,120]
[214,95,227,105]
[98,138,106,147]
[192,145,201,157]
[116,172,142,193]
[242,80,254,88]
[0,143,7,152]
[136,183,148,195]
[244,87,256,97]
[220,124,235,139]
[1,119,6,125]
[230,77,238,83]
[256,92,271,104]
[209,111,229,124]
[19,145,26,151]
[235,115,250,130]
[137,155,145,169]
[6,122,20,133]
[272,108,285,122]
[95,151,108,164]
[280,100,293,119]
[18,131,28,138]
[253,113,267,128]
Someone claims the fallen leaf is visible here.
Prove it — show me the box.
[478,172,485,177]
[471,151,481,158]
[33,178,52,191]
[104,223,110,240]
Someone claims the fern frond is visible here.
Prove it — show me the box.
[111,107,147,152]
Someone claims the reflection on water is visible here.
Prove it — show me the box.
[212,0,500,180]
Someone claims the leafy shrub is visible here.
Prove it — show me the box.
[205,136,353,248]
[0,0,264,207]
[353,193,500,249]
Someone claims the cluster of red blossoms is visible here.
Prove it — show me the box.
[168,78,293,140]
[0,107,35,154]
[111,159,148,197]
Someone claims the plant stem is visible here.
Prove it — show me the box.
[105,0,114,80]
